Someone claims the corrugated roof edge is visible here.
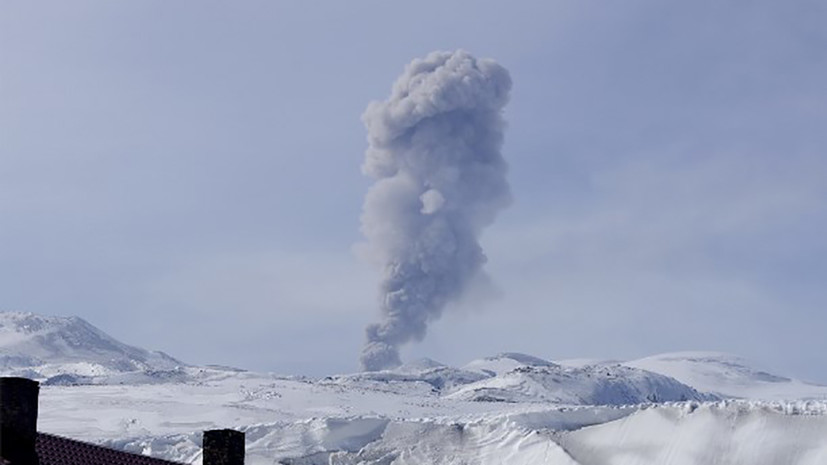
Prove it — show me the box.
[36,432,185,465]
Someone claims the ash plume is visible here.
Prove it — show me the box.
[359,50,512,371]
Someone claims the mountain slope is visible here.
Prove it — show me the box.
[0,311,184,380]
[449,354,714,405]
[2,311,822,464]
[463,352,559,377]
[625,352,827,401]
[331,353,713,406]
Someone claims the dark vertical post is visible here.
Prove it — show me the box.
[203,429,244,465]
[0,377,40,465]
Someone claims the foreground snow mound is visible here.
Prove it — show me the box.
[449,363,715,405]
[24,338,826,464]
[0,311,184,381]
[626,352,827,401]
[558,401,827,465]
[280,420,580,465]
[103,403,827,465]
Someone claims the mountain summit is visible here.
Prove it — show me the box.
[0,311,183,380]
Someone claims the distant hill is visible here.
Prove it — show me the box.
[624,351,827,400]
[0,311,184,382]
[333,352,714,406]
[5,310,824,402]
[445,353,714,404]
[4,311,826,464]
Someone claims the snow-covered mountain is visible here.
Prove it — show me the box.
[335,358,489,394]
[3,310,827,464]
[624,351,827,400]
[0,311,184,382]
[325,352,714,406]
[449,354,714,404]
[5,310,821,404]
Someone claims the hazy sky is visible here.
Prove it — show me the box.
[2,1,826,381]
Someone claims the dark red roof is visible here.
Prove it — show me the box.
[36,433,183,465]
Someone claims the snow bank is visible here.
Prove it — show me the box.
[113,403,827,465]
[558,401,827,465]
[12,310,827,464]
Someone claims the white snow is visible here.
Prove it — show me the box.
[447,363,713,405]
[625,351,827,401]
[463,352,559,377]
[0,311,183,380]
[557,402,827,465]
[2,311,827,464]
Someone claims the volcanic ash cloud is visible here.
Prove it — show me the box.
[359,50,512,371]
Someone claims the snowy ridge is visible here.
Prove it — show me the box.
[625,351,827,401]
[448,363,714,405]
[463,352,559,377]
[0,311,184,381]
[33,369,827,465]
[333,358,488,394]
[97,402,827,465]
[329,352,713,406]
[557,401,827,465]
[37,356,825,464]
[4,310,826,463]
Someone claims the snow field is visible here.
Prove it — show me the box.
[558,402,827,465]
[7,312,827,464]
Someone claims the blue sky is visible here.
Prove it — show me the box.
[2,1,826,380]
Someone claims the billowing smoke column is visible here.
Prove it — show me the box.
[359,50,512,371]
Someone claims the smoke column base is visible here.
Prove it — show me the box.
[358,50,512,372]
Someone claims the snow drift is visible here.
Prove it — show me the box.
[5,310,826,464]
